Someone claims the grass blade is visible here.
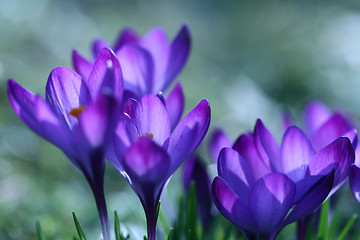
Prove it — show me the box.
[72,212,86,240]
[317,199,330,240]
[337,213,358,240]
[36,220,46,240]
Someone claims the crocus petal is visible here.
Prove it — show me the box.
[46,67,91,128]
[209,128,232,163]
[87,48,123,101]
[309,137,354,189]
[72,50,93,80]
[283,170,334,226]
[116,44,154,97]
[344,129,358,149]
[212,177,258,234]
[233,133,271,180]
[282,109,294,132]
[254,119,281,172]
[7,79,71,153]
[113,28,140,52]
[133,95,170,146]
[311,113,351,150]
[350,165,360,202]
[303,101,331,135]
[218,148,254,204]
[92,39,111,59]
[249,173,295,240]
[163,25,191,91]
[123,137,169,185]
[281,126,315,182]
[168,99,211,175]
[165,83,185,131]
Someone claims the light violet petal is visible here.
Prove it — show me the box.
[165,83,185,131]
[163,25,191,91]
[303,101,331,135]
[110,120,132,171]
[282,109,294,132]
[168,99,211,175]
[88,48,124,101]
[116,44,154,97]
[209,128,232,163]
[249,173,295,240]
[355,143,360,167]
[72,50,93,80]
[92,39,111,59]
[133,95,170,146]
[218,148,254,204]
[212,177,258,234]
[350,165,360,202]
[281,126,315,182]
[233,133,271,180]
[114,28,140,52]
[309,137,354,187]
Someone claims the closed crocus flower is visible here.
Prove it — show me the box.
[7,48,123,240]
[212,119,354,240]
[109,94,210,240]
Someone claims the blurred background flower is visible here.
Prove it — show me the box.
[1,0,360,239]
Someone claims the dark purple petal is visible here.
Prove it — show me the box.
[233,133,271,180]
[212,177,258,234]
[209,128,232,163]
[350,165,360,202]
[281,126,315,182]
[116,44,153,97]
[165,83,184,131]
[303,101,331,135]
[309,137,354,189]
[249,173,295,240]
[87,48,123,101]
[254,119,281,172]
[92,39,111,59]
[46,67,91,128]
[311,113,352,150]
[168,99,211,175]
[163,25,191,91]
[113,28,140,52]
[283,170,334,225]
[123,137,169,184]
[133,95,170,146]
[72,50,93,80]
[218,148,254,204]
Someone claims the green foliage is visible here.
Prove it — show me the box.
[36,220,47,240]
[72,212,86,240]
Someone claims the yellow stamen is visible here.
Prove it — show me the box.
[69,105,86,119]
[145,133,154,139]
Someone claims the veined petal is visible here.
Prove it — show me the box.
[165,83,185,131]
[249,173,295,240]
[350,165,360,202]
[163,25,191,91]
[88,48,124,101]
[46,67,91,128]
[72,50,93,80]
[168,99,211,175]
[133,95,170,146]
[281,126,315,182]
[209,128,232,163]
[303,101,331,135]
[309,137,354,187]
[110,120,132,171]
[311,113,351,150]
[114,28,140,52]
[218,148,254,204]
[92,39,111,59]
[212,177,257,234]
[233,133,271,180]
[116,44,154,97]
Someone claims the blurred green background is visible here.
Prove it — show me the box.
[1,0,360,239]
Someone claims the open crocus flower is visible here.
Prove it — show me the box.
[7,48,123,240]
[212,119,354,240]
[109,94,210,240]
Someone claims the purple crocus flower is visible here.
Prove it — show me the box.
[212,119,354,240]
[109,94,210,240]
[7,48,123,240]
[208,127,232,163]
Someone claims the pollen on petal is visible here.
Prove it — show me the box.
[146,133,154,139]
[69,105,86,119]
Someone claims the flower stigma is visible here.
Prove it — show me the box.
[69,105,86,119]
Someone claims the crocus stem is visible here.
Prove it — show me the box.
[297,215,312,240]
[145,202,158,240]
[92,183,110,240]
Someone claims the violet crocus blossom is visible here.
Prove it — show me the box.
[7,48,123,240]
[212,119,354,240]
[109,94,210,240]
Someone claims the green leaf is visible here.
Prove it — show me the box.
[36,220,46,240]
[143,236,148,240]
[186,181,198,240]
[115,211,121,240]
[167,228,174,240]
[317,199,330,240]
[72,212,86,240]
[337,213,358,240]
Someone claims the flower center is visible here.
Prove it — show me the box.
[69,105,86,119]
[145,133,154,139]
